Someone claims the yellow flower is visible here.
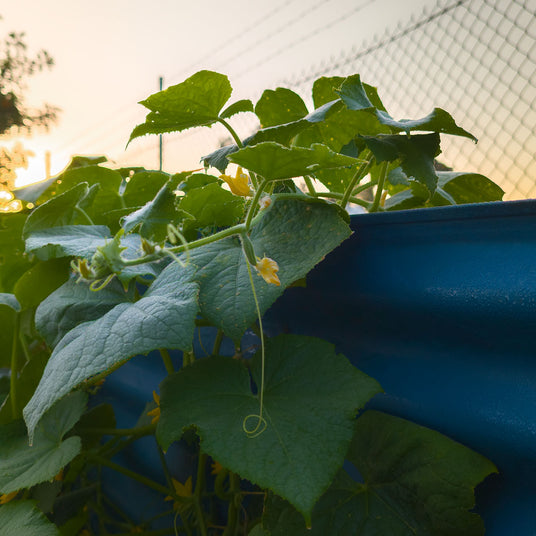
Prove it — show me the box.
[0,491,18,504]
[165,476,194,512]
[255,256,281,286]
[220,166,252,197]
[147,391,160,425]
[211,460,224,475]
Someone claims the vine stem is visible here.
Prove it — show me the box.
[216,117,259,188]
[242,260,267,438]
[9,314,20,418]
[370,160,389,213]
[309,191,370,209]
[212,329,224,356]
[339,151,374,209]
[74,205,95,225]
[193,452,208,536]
[245,178,270,232]
[88,454,191,504]
[159,348,175,375]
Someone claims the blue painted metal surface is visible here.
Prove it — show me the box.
[264,199,536,534]
[99,199,536,533]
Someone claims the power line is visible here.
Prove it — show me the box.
[234,0,377,78]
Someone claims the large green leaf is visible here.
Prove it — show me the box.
[255,88,309,127]
[13,259,70,311]
[121,181,181,241]
[189,197,351,342]
[0,293,20,311]
[24,225,111,261]
[24,262,199,442]
[0,500,60,535]
[35,276,136,348]
[363,133,440,195]
[229,142,360,181]
[129,71,232,142]
[436,171,504,203]
[121,170,172,208]
[0,391,87,493]
[178,182,245,232]
[52,166,124,228]
[0,213,32,293]
[264,410,496,535]
[22,183,96,240]
[220,99,254,119]
[0,295,19,368]
[157,335,382,523]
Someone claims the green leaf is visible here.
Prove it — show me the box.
[0,213,32,293]
[13,177,56,203]
[0,500,60,535]
[22,183,95,239]
[24,225,111,261]
[220,99,254,119]
[0,391,87,493]
[24,262,199,442]
[189,196,350,342]
[0,350,49,424]
[229,142,360,181]
[121,170,172,208]
[336,74,375,112]
[121,181,181,241]
[129,71,232,142]
[13,259,70,310]
[436,171,504,203]
[0,293,20,312]
[363,133,440,195]
[178,182,245,231]
[157,335,382,523]
[248,99,342,147]
[35,276,136,348]
[53,166,124,226]
[312,76,346,107]
[376,107,477,141]
[177,173,220,193]
[264,411,497,535]
[202,145,240,173]
[255,88,309,127]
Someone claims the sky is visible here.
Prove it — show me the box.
[1,0,435,185]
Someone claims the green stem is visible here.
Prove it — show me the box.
[193,452,208,536]
[88,454,191,507]
[9,314,20,418]
[245,178,269,232]
[340,152,373,208]
[222,473,241,536]
[74,206,95,225]
[217,118,243,148]
[157,443,175,492]
[212,330,224,356]
[159,348,175,375]
[303,175,317,195]
[309,191,370,209]
[370,160,388,213]
[78,424,156,437]
[122,223,246,267]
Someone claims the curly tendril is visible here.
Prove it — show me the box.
[242,258,267,439]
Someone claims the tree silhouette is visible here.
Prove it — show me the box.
[0,16,59,135]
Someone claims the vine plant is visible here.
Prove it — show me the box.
[0,71,503,535]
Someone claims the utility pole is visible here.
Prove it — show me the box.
[159,76,163,171]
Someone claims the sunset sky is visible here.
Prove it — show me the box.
[2,0,435,185]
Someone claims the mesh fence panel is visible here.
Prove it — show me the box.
[159,0,536,200]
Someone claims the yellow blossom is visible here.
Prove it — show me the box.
[147,391,160,424]
[165,476,193,512]
[0,491,18,504]
[211,460,224,475]
[220,166,252,197]
[255,256,281,286]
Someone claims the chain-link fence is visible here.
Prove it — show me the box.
[153,0,535,201]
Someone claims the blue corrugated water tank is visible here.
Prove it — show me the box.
[99,199,536,534]
[264,199,536,535]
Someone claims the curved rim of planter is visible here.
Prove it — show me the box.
[351,199,536,226]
